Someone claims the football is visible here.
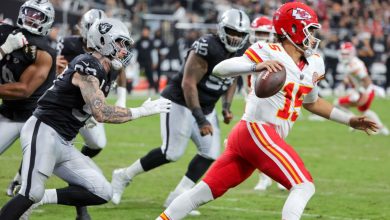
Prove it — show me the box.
[254,67,287,98]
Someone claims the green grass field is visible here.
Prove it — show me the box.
[1,95,389,220]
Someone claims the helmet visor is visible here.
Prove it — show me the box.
[22,7,47,28]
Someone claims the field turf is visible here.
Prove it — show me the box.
[0,95,389,220]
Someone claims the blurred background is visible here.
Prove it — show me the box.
[1,0,390,97]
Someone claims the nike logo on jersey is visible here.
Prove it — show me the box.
[257,43,263,49]
[81,61,90,67]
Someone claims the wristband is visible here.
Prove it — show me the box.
[129,107,146,120]
[329,107,353,125]
[192,107,207,127]
[115,87,127,108]
[251,63,257,72]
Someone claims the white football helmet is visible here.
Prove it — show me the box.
[17,0,54,36]
[218,9,250,53]
[87,18,134,68]
[79,9,106,40]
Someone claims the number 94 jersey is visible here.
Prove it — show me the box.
[162,34,246,114]
[242,42,325,139]
[34,53,115,141]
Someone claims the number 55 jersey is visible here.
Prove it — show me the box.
[243,42,325,139]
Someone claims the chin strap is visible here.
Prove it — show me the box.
[281,28,314,58]
[111,59,123,71]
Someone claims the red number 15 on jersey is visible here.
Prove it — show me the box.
[277,82,312,122]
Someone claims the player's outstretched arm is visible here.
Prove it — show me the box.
[303,97,379,134]
[75,73,171,123]
[0,50,52,99]
[212,56,283,78]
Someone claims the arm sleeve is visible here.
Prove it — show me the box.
[212,56,255,78]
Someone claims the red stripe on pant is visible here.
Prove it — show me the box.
[203,121,312,199]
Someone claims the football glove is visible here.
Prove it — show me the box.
[1,32,28,55]
[130,97,171,119]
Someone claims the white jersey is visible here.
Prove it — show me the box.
[242,42,325,139]
[336,57,371,92]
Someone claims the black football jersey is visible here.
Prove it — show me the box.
[161,34,246,114]
[57,35,86,62]
[0,24,56,122]
[34,53,117,141]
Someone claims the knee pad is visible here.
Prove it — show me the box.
[164,150,184,162]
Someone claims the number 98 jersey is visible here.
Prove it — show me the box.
[161,34,246,114]
[34,53,117,141]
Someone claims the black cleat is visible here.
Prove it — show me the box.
[76,206,91,220]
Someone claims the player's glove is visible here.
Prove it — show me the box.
[84,116,98,129]
[192,107,213,136]
[0,32,28,56]
[130,97,171,119]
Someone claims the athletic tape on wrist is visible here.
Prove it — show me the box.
[329,107,353,125]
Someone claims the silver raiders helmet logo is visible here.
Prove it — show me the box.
[98,23,113,34]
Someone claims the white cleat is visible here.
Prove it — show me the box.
[277,183,287,191]
[254,177,272,191]
[378,126,389,136]
[189,210,201,216]
[111,168,130,205]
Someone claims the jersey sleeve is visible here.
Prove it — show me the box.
[303,86,319,103]
[73,55,104,82]
[243,42,270,64]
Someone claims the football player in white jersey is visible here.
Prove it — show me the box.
[248,16,287,192]
[335,42,389,135]
[156,2,378,220]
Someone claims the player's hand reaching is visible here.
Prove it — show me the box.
[199,120,213,136]
[1,32,28,55]
[349,116,379,135]
[56,55,69,74]
[222,109,233,124]
[255,60,284,73]
[130,98,172,119]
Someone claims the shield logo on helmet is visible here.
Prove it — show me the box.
[98,23,113,34]
[292,8,312,20]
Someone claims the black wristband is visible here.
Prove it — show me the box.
[222,102,231,111]
[192,107,207,127]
